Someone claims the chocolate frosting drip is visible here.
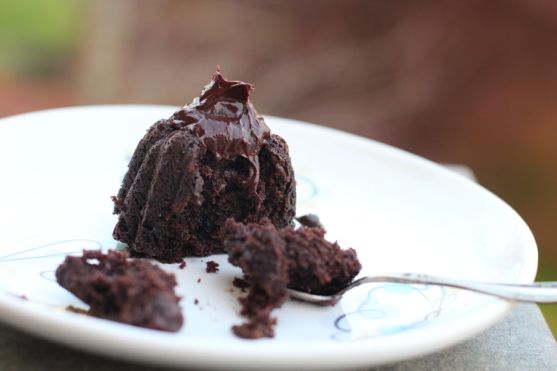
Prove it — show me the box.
[171,71,270,197]
[172,72,270,160]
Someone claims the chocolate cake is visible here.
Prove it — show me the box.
[55,250,183,332]
[112,71,296,262]
[223,218,361,339]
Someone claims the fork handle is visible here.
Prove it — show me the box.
[352,273,557,303]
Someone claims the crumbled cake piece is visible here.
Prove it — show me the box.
[223,218,361,339]
[232,277,250,291]
[224,220,289,339]
[206,261,219,273]
[55,250,183,332]
[112,71,296,262]
[282,225,361,295]
[179,260,186,269]
[232,312,277,339]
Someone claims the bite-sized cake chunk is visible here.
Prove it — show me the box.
[224,220,289,338]
[282,225,361,295]
[55,250,183,332]
[223,218,361,339]
[112,71,296,262]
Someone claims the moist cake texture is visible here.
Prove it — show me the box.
[223,218,361,338]
[112,71,296,262]
[55,250,183,332]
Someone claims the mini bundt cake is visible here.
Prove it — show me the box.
[112,71,296,262]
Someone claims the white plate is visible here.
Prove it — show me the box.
[0,106,537,370]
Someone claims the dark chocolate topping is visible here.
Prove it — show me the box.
[170,71,270,194]
[172,71,270,161]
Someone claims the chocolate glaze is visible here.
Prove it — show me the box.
[171,72,270,194]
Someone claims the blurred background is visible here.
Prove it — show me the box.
[1,0,556,333]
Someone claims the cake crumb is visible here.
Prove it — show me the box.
[19,294,28,301]
[194,299,199,305]
[232,314,276,339]
[232,277,250,292]
[197,278,201,283]
[206,261,219,273]
[179,260,186,269]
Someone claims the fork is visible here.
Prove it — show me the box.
[287,273,557,305]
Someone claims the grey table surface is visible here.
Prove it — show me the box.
[1,166,556,370]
